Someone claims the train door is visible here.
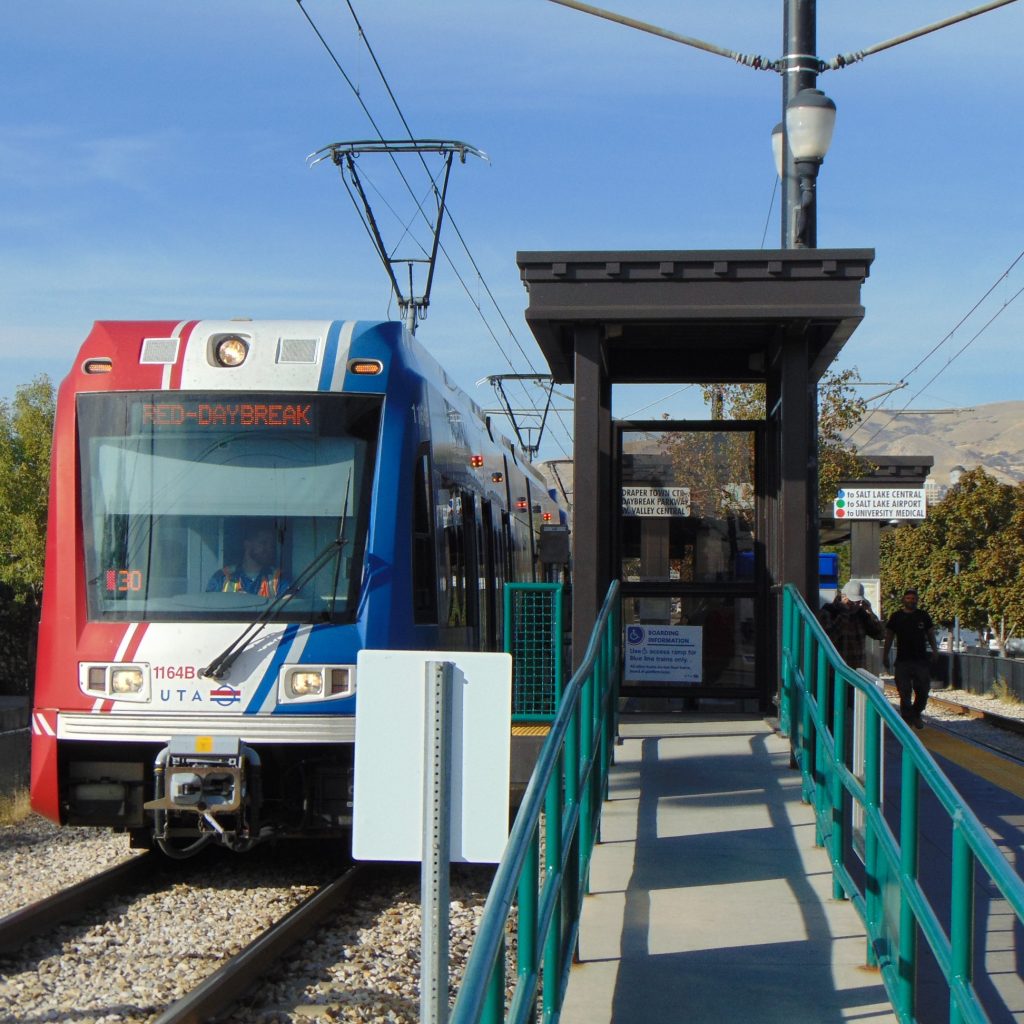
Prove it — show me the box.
[480,500,498,650]
[617,421,766,706]
[461,491,481,649]
[412,445,438,624]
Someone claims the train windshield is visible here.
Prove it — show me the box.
[77,392,381,622]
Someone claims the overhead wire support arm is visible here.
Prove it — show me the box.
[308,140,489,332]
[479,373,558,459]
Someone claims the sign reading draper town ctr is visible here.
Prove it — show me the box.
[833,487,927,520]
[621,486,691,517]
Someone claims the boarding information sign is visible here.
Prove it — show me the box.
[833,488,926,521]
[624,624,702,684]
[621,486,691,517]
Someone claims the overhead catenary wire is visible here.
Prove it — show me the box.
[759,176,779,250]
[855,278,1024,452]
[336,0,574,458]
[848,249,1024,445]
[298,0,572,459]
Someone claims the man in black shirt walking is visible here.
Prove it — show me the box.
[883,588,939,729]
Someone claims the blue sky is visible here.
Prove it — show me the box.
[4,1,1023,462]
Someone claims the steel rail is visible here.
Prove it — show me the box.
[151,863,367,1024]
[0,852,153,955]
[882,682,1024,737]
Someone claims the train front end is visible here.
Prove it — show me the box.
[31,319,398,856]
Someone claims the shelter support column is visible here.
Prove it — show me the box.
[778,334,817,603]
[850,521,881,578]
[572,325,612,670]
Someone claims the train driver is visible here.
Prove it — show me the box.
[207,521,290,598]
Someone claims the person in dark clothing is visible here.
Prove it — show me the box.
[820,580,884,669]
[883,588,939,729]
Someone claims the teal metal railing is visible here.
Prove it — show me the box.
[451,581,621,1024]
[780,583,1024,1024]
[504,583,565,721]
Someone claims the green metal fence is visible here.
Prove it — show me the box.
[451,581,620,1024]
[504,583,565,720]
[780,583,1024,1024]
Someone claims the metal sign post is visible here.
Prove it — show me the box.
[421,660,453,1024]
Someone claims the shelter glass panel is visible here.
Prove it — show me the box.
[619,428,756,585]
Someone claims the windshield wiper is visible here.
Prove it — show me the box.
[200,475,352,680]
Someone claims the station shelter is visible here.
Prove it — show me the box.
[517,248,874,711]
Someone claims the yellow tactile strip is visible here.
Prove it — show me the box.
[919,727,1024,799]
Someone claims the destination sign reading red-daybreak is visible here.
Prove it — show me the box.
[137,401,314,428]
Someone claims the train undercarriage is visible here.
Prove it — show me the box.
[61,738,355,857]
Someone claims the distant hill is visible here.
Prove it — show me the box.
[850,400,1024,486]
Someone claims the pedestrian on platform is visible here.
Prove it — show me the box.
[820,580,884,669]
[883,587,939,729]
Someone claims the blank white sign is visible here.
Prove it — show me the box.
[352,650,512,863]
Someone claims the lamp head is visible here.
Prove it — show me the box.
[770,122,784,179]
[785,88,836,163]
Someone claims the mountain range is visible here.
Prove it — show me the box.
[850,400,1024,487]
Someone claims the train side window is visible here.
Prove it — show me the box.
[444,493,467,628]
[412,448,438,623]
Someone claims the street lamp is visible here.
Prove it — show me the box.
[776,87,837,248]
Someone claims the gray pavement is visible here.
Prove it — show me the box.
[560,715,897,1024]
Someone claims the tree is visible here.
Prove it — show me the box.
[879,468,1023,645]
[0,376,56,605]
[698,367,869,507]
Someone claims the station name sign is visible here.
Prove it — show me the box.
[833,487,927,520]
[621,486,691,517]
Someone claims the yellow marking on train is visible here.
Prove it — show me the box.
[920,727,1024,799]
[512,724,551,737]
[195,736,214,753]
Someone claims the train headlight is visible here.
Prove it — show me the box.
[278,665,356,703]
[289,671,324,697]
[111,668,144,693]
[214,335,249,367]
[79,663,150,702]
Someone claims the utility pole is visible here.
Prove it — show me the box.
[781,0,819,248]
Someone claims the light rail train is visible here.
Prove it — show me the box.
[30,318,563,856]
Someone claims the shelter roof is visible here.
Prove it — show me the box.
[516,249,874,384]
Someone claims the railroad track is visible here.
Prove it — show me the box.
[0,850,367,1024]
[153,862,367,1024]
[882,683,1024,735]
[882,682,1024,767]
[0,852,154,955]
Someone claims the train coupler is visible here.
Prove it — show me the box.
[145,736,262,854]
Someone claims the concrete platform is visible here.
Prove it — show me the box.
[561,715,897,1024]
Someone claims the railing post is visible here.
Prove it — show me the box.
[554,584,565,706]
[778,585,794,737]
[949,827,975,1024]
[863,700,881,968]
[599,622,612,805]
[543,759,563,1024]
[517,825,539,1019]
[578,665,594,895]
[897,755,920,1019]
[814,642,829,847]
[831,669,848,900]
[482,936,505,1024]
[801,619,815,802]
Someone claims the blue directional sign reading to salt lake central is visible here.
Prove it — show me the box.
[833,487,927,521]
